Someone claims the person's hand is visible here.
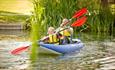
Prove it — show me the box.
[40,36,49,41]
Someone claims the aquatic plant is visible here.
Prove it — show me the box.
[30,0,45,60]
[98,1,114,33]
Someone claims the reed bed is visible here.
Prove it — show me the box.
[31,0,114,33]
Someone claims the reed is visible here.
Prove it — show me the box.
[98,4,114,32]
[30,0,45,60]
[30,0,114,33]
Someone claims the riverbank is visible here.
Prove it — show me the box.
[0,11,30,30]
[0,23,23,30]
[0,34,28,41]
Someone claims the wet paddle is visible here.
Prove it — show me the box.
[72,8,87,18]
[71,16,87,27]
[11,46,29,55]
[56,8,87,32]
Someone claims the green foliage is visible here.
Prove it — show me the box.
[98,5,114,32]
[43,0,78,28]
[0,11,29,23]
[31,0,114,33]
[30,0,45,60]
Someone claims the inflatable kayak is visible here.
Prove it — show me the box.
[39,39,84,54]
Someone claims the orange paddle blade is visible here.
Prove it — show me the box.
[72,8,87,18]
[71,16,87,27]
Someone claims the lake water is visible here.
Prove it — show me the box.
[0,30,115,70]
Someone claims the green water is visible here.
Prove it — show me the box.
[0,30,115,70]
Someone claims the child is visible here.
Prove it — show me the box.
[56,18,73,44]
[40,27,60,44]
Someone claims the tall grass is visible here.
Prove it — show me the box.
[97,1,114,33]
[30,0,45,61]
[76,0,114,33]
[43,0,78,28]
[45,0,114,33]
[31,0,114,32]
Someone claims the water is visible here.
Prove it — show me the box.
[0,30,115,70]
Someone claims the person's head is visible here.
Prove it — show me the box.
[60,18,70,27]
[47,27,55,34]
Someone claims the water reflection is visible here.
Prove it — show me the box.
[0,30,115,70]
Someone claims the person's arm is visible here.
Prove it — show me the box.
[40,36,49,42]
[55,27,61,33]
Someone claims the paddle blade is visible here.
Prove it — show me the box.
[72,8,87,18]
[71,16,87,27]
[11,46,29,55]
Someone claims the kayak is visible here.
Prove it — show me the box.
[39,39,84,54]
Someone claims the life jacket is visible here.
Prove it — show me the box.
[48,34,59,44]
[59,28,71,37]
[58,27,73,44]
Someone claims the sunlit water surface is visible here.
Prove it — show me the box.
[0,30,115,70]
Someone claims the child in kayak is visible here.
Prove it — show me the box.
[56,18,73,44]
[40,27,60,44]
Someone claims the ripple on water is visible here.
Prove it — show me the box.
[0,39,29,70]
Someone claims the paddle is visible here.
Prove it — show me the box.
[11,46,29,55]
[56,8,87,32]
[71,16,87,27]
[11,8,87,55]
[72,8,87,18]
[67,8,87,22]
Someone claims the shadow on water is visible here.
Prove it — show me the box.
[0,30,115,70]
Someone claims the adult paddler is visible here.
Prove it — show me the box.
[56,18,73,44]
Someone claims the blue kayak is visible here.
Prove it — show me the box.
[39,39,84,54]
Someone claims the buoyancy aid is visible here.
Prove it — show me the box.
[48,34,59,44]
[59,28,71,37]
[58,27,73,44]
